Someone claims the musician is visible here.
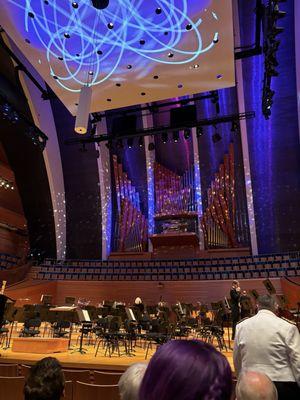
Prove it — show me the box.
[230,280,241,340]
[240,290,252,319]
[134,297,144,313]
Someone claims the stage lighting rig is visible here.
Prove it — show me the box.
[262,0,286,119]
[91,0,109,10]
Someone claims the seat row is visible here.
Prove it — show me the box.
[36,266,299,282]
[0,363,122,400]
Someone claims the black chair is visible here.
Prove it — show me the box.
[20,318,41,337]
[53,320,71,338]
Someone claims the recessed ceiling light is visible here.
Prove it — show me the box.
[140,39,145,45]
[64,33,70,38]
[107,22,114,29]
[178,84,183,88]
[127,64,132,69]
[186,24,192,30]
[156,7,162,14]
[53,75,58,80]
[168,52,174,58]
[164,31,168,36]
[72,2,78,8]
[153,75,159,79]
[141,92,146,96]
[194,64,199,69]
[75,103,78,106]
[76,53,80,57]
[88,71,94,75]
[44,0,49,4]
[116,83,121,87]
[107,98,112,102]
[216,74,223,79]
[28,12,35,18]
[97,50,103,55]
[25,38,31,44]
[58,56,63,60]
[38,59,42,64]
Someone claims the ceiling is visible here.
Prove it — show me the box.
[0,0,235,115]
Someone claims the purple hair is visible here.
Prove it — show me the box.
[139,340,232,400]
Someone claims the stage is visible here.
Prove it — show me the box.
[0,337,234,373]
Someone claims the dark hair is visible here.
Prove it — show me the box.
[257,294,276,311]
[139,340,232,400]
[24,357,65,400]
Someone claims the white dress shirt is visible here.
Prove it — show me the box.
[233,309,300,384]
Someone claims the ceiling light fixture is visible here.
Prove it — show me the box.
[75,85,92,134]
[91,0,110,9]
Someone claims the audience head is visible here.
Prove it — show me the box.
[134,297,142,305]
[139,339,232,400]
[257,295,277,312]
[236,371,278,400]
[24,357,65,400]
[232,280,240,288]
[118,362,147,400]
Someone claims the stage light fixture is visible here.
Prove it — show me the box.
[231,120,240,133]
[127,138,134,148]
[91,0,110,9]
[173,131,179,143]
[72,2,78,9]
[90,124,97,136]
[148,142,155,151]
[162,132,168,143]
[196,126,204,137]
[138,136,144,148]
[184,129,191,140]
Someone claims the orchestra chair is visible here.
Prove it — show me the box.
[74,381,120,400]
[62,369,91,383]
[20,318,41,337]
[0,376,25,400]
[20,364,31,378]
[0,364,18,377]
[0,323,9,347]
[64,380,73,400]
[93,370,123,385]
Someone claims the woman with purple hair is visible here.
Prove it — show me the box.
[139,340,232,400]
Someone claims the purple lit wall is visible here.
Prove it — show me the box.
[239,0,300,253]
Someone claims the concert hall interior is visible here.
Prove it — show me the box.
[0,1,300,400]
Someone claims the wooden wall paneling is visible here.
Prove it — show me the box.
[6,280,58,306]
[54,278,282,306]
[281,277,300,308]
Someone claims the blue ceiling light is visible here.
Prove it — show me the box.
[11,0,218,92]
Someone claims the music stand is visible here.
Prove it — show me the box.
[72,309,91,354]
[41,295,53,306]
[249,289,259,301]
[263,279,276,295]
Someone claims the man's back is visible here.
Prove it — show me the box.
[233,309,300,384]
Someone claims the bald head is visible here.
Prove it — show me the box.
[236,371,278,400]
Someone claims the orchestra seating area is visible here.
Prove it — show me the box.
[0,253,20,271]
[33,252,300,282]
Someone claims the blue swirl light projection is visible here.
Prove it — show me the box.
[9,0,218,92]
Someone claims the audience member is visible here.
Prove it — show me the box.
[236,370,278,400]
[234,294,300,400]
[118,362,147,400]
[24,357,65,400]
[139,339,232,400]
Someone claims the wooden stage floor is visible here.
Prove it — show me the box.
[0,334,234,372]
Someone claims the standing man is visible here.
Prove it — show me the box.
[233,294,300,400]
[230,280,241,340]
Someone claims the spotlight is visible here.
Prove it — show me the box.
[148,142,155,151]
[155,7,162,14]
[173,131,179,143]
[196,126,204,137]
[184,129,191,140]
[64,33,70,38]
[91,0,110,9]
[212,131,221,143]
[72,2,78,9]
[231,120,240,133]
[107,22,114,29]
[186,24,192,30]
[117,139,124,149]
[138,136,144,148]
[127,138,134,148]
[162,132,168,143]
